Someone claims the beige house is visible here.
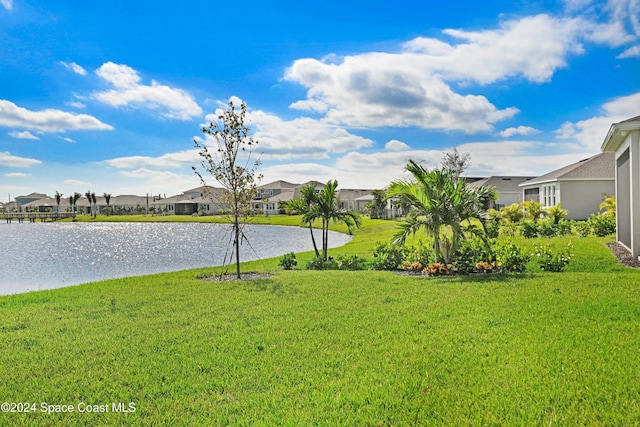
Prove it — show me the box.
[519,153,614,220]
[152,186,226,215]
[469,176,535,210]
[601,115,640,257]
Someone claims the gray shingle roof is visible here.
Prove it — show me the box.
[470,176,535,192]
[618,115,640,124]
[522,152,614,186]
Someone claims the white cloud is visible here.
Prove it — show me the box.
[66,100,86,109]
[555,91,640,151]
[93,62,203,120]
[60,137,76,143]
[284,13,636,134]
[105,149,200,169]
[617,45,640,57]
[5,172,31,178]
[0,99,113,133]
[60,61,87,76]
[9,130,40,140]
[0,0,13,11]
[500,126,540,137]
[385,140,410,151]
[0,151,41,167]
[200,103,374,160]
[115,169,200,196]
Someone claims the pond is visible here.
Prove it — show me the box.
[0,222,352,295]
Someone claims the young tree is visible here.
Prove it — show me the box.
[441,145,471,181]
[193,100,261,279]
[366,189,387,219]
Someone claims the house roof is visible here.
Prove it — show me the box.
[258,180,298,190]
[337,189,373,200]
[470,176,535,192]
[602,115,640,152]
[521,152,614,187]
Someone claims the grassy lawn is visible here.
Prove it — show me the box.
[1,216,640,425]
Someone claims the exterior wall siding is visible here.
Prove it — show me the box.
[557,180,614,220]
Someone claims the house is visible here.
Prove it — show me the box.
[15,193,48,211]
[519,153,615,220]
[601,115,640,257]
[152,186,227,215]
[469,176,535,210]
[336,189,374,211]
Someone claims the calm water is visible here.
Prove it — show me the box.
[0,222,351,295]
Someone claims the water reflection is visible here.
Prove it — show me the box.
[1,222,351,295]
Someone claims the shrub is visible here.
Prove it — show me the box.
[305,256,339,270]
[547,203,568,224]
[336,254,368,270]
[452,238,492,274]
[501,203,524,223]
[521,220,538,238]
[573,220,592,237]
[536,218,557,238]
[496,241,531,273]
[589,213,615,237]
[476,261,501,273]
[534,242,573,272]
[423,262,451,276]
[404,241,433,267]
[401,261,424,273]
[278,252,297,270]
[371,242,405,271]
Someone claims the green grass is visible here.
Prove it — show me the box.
[1,217,639,425]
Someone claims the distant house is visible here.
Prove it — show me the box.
[519,153,615,220]
[152,186,226,215]
[601,115,640,257]
[469,176,535,210]
[15,193,48,211]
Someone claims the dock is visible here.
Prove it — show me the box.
[2,212,76,223]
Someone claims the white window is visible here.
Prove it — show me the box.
[542,184,557,207]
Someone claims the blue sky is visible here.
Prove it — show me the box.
[1,0,639,202]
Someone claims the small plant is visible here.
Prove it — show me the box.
[404,241,433,267]
[496,241,531,273]
[371,242,405,271]
[278,252,297,270]
[534,242,573,272]
[500,203,524,223]
[476,261,501,273]
[452,237,493,274]
[573,220,592,237]
[401,261,423,273]
[336,254,368,270]
[305,256,339,270]
[423,262,451,276]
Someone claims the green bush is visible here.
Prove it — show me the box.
[500,203,524,223]
[336,254,368,270]
[404,241,433,267]
[589,213,615,237]
[371,242,405,271]
[305,256,339,270]
[496,241,531,273]
[534,242,573,272]
[573,220,592,237]
[278,252,297,270]
[452,238,491,274]
[521,220,538,238]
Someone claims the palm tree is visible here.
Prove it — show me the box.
[388,159,495,264]
[103,193,111,216]
[54,191,63,214]
[304,180,361,260]
[284,183,321,257]
[90,192,97,218]
[71,192,82,219]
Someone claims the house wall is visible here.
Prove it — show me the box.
[613,131,640,257]
[617,148,632,250]
[557,180,614,220]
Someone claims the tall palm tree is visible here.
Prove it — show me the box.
[103,193,111,216]
[304,180,361,260]
[90,192,97,218]
[54,191,63,214]
[85,191,92,216]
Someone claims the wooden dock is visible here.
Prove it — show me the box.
[2,212,76,223]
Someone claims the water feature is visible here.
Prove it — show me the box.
[0,222,351,295]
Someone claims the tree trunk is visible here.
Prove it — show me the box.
[309,223,319,257]
[234,201,241,279]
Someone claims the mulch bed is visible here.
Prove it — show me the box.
[606,242,640,268]
[201,272,273,282]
